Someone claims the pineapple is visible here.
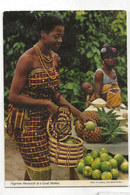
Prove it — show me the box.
[83,111,100,122]
[83,126,103,143]
[101,120,127,143]
[75,108,126,144]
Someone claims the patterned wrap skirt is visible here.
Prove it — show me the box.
[7,68,60,180]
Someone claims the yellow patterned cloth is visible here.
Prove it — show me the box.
[86,82,122,108]
[7,67,60,180]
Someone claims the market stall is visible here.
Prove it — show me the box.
[47,99,128,182]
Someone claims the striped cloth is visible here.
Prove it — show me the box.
[7,67,60,180]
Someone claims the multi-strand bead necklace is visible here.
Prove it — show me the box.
[34,43,58,79]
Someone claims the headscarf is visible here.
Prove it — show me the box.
[101,43,118,59]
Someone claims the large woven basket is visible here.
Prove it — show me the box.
[47,105,73,141]
[49,136,84,167]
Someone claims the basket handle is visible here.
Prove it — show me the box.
[52,104,71,121]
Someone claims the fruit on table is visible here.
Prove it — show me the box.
[76,148,128,180]
[83,166,93,177]
[111,168,119,179]
[86,152,91,156]
[84,156,94,166]
[94,157,101,162]
[101,161,111,172]
[101,171,112,180]
[77,161,85,173]
[75,107,126,144]
[84,126,103,143]
[114,154,124,165]
[90,150,99,159]
[120,161,128,173]
[92,169,101,180]
[91,160,101,170]
[100,153,109,162]
[109,158,118,168]
[85,121,95,131]
[99,148,108,156]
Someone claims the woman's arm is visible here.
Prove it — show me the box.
[94,71,103,98]
[9,54,58,114]
[54,91,90,124]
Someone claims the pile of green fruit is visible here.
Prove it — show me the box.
[77,148,128,180]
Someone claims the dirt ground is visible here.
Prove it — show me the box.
[5,133,71,181]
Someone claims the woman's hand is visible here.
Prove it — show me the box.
[77,112,87,124]
[77,112,96,125]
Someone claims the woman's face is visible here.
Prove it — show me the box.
[103,56,117,68]
[44,25,64,51]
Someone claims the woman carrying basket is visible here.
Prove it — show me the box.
[7,14,88,180]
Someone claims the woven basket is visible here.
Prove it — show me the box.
[49,136,84,167]
[47,105,73,141]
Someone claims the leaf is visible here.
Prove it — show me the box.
[64,82,74,90]
[86,51,94,58]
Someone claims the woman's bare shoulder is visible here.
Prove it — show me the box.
[16,47,35,71]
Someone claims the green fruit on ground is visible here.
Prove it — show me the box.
[91,150,99,159]
[120,161,128,173]
[92,169,101,180]
[111,168,119,179]
[84,155,94,166]
[114,154,124,165]
[101,171,112,180]
[99,148,108,156]
[109,158,118,168]
[101,161,111,172]
[91,160,101,170]
[83,166,93,177]
[77,162,85,173]
[100,153,110,162]
[66,140,74,144]
[85,121,96,131]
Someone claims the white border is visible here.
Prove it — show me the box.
[1,0,130,195]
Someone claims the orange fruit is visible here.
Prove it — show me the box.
[114,154,124,165]
[99,148,108,156]
[77,162,85,173]
[109,158,118,168]
[101,161,111,172]
[83,166,93,177]
[91,150,99,159]
[84,155,94,166]
[111,168,119,179]
[85,121,95,131]
[100,153,109,162]
[120,161,128,173]
[92,169,101,180]
[91,160,101,170]
[101,171,112,180]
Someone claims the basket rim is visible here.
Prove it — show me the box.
[49,135,83,146]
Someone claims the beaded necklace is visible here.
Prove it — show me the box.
[34,43,58,79]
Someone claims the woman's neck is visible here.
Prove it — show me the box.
[102,64,113,72]
[37,40,51,56]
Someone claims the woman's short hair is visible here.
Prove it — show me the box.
[38,13,64,34]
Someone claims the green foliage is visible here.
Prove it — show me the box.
[4,10,127,115]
